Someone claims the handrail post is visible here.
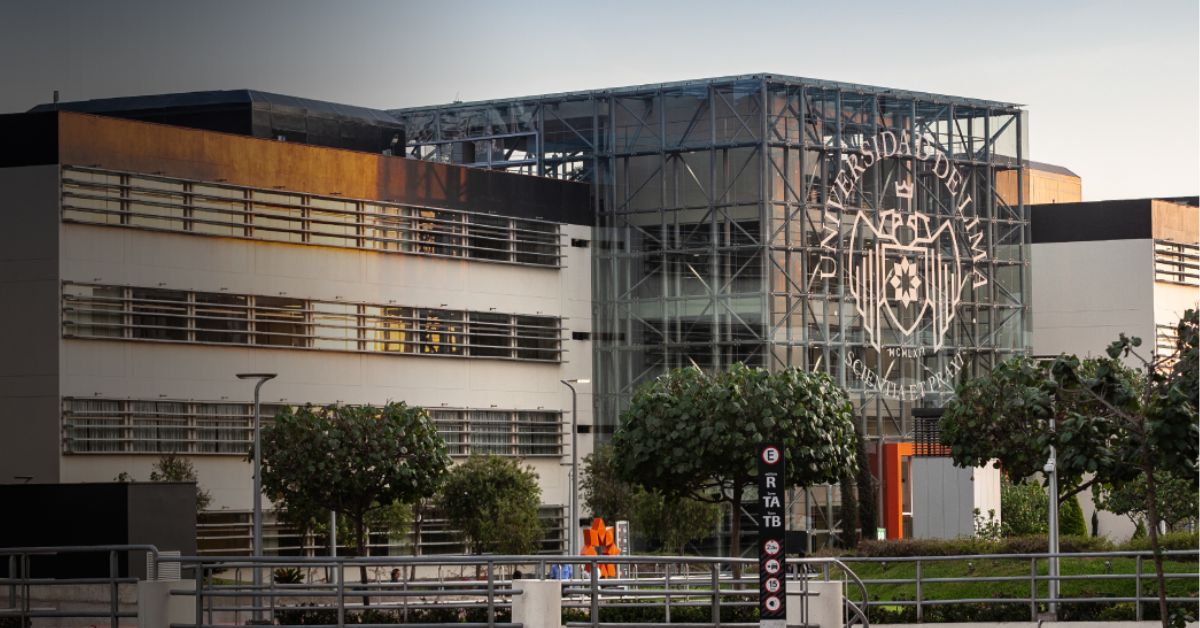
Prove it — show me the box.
[1029,556,1037,621]
[1135,555,1143,622]
[336,558,345,628]
[664,561,671,623]
[109,550,119,628]
[194,563,204,628]
[21,553,30,625]
[6,555,14,615]
[590,557,599,628]
[710,562,720,627]
[486,559,495,628]
[915,559,923,623]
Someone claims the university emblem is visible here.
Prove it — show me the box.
[848,179,961,352]
[817,128,990,400]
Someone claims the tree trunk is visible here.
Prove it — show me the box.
[729,484,743,580]
[1141,464,1169,626]
[409,502,422,582]
[355,517,370,607]
[840,472,859,549]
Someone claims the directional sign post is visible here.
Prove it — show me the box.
[758,443,787,627]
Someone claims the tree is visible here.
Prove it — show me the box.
[631,489,721,555]
[583,444,720,554]
[259,402,450,588]
[115,455,212,511]
[1050,309,1198,626]
[612,364,858,568]
[151,453,214,511]
[438,455,543,556]
[1093,471,1199,532]
[941,355,1123,505]
[580,445,635,524]
[941,309,1199,626]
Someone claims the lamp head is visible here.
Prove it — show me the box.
[237,373,277,381]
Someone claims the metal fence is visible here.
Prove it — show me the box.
[167,553,868,628]
[4,545,1193,627]
[837,549,1199,622]
[0,544,160,628]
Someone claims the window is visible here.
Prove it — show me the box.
[254,297,308,347]
[517,412,561,456]
[368,306,412,353]
[468,313,512,357]
[420,310,462,355]
[64,399,124,453]
[515,316,561,361]
[197,403,248,454]
[62,167,563,266]
[63,284,560,362]
[195,293,248,344]
[63,284,125,338]
[468,214,511,261]
[130,401,189,453]
[471,410,512,455]
[130,288,189,341]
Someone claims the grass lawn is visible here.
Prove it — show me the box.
[831,555,1199,605]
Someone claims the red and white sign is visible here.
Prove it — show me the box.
[761,445,781,465]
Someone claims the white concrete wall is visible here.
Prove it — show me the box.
[1031,239,1156,360]
[53,220,593,515]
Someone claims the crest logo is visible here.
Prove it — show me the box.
[848,179,961,352]
[816,128,990,401]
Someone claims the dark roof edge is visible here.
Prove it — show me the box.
[389,72,1024,113]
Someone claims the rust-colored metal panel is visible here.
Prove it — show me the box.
[55,112,590,224]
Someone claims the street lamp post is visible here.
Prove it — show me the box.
[237,372,276,622]
[560,378,589,557]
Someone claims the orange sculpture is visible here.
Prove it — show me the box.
[580,517,620,577]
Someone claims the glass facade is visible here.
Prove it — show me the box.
[394,75,1029,444]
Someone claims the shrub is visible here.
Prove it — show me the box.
[1121,530,1199,553]
[1000,477,1048,536]
[272,567,304,584]
[849,534,1112,557]
[1060,495,1088,537]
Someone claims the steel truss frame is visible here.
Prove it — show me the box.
[394,74,1028,547]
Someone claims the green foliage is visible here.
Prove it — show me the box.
[582,444,718,554]
[259,402,451,557]
[1121,531,1198,553]
[973,508,1001,541]
[272,567,303,584]
[149,454,212,510]
[630,489,720,554]
[1094,471,1199,532]
[1000,476,1048,536]
[579,445,634,523]
[849,534,1112,558]
[1131,519,1148,541]
[438,455,542,555]
[1060,494,1087,537]
[941,355,1122,503]
[612,364,858,560]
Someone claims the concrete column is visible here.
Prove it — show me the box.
[512,579,562,628]
[137,580,195,628]
[786,580,843,628]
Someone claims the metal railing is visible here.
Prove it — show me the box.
[836,549,1199,622]
[165,553,870,628]
[0,544,160,628]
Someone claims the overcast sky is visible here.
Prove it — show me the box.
[2,0,1196,201]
